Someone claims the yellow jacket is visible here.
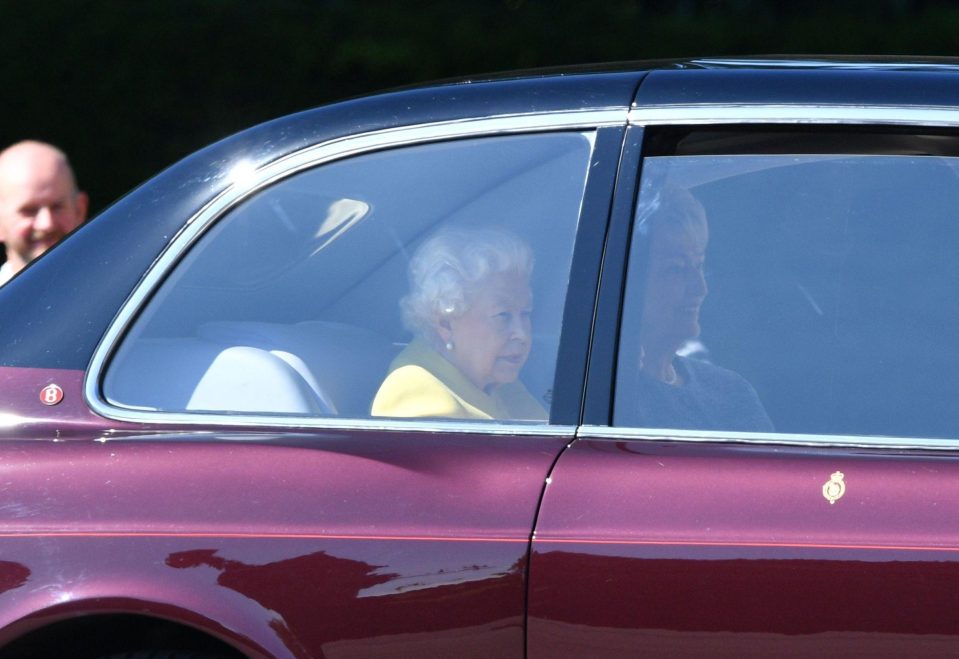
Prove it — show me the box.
[371,339,547,421]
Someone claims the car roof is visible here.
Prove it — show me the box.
[0,68,644,371]
[637,61,959,108]
[5,56,959,371]
[402,56,959,110]
[418,54,959,86]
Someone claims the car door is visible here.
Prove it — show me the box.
[529,113,959,657]
[0,118,626,657]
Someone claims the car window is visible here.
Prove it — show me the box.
[104,132,593,423]
[614,136,959,439]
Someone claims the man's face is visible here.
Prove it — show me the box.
[0,151,87,270]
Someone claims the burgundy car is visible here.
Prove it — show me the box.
[3,57,959,657]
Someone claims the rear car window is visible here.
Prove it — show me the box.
[104,131,593,423]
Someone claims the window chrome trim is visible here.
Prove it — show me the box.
[630,104,959,127]
[610,106,959,451]
[578,425,959,451]
[100,416,577,438]
[688,58,959,71]
[86,109,625,431]
[86,426,578,444]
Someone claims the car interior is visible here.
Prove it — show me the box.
[626,129,959,438]
[103,132,592,420]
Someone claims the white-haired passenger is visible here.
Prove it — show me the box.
[371,227,546,420]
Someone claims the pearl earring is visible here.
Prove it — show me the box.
[445,341,454,351]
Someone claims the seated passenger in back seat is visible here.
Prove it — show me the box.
[372,228,547,421]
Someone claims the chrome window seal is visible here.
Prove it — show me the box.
[269,108,626,176]
[630,104,959,127]
[86,109,626,431]
[689,58,959,71]
[578,425,959,451]
[100,414,577,438]
[88,426,577,444]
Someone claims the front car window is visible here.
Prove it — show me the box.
[104,132,593,423]
[615,131,959,440]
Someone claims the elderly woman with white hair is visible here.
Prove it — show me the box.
[371,227,547,420]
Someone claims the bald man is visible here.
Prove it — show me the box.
[0,141,88,285]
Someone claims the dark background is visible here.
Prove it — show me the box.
[2,0,957,215]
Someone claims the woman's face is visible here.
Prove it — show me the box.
[640,214,709,351]
[440,271,533,392]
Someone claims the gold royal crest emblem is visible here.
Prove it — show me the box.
[822,471,846,504]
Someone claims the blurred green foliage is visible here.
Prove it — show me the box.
[1,0,957,212]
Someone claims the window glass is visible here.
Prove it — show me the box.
[105,132,593,422]
[615,150,959,439]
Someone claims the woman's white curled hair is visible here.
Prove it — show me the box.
[401,227,533,339]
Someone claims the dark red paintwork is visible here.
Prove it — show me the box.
[530,438,959,656]
[0,367,569,656]
[5,59,959,656]
[0,368,119,438]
